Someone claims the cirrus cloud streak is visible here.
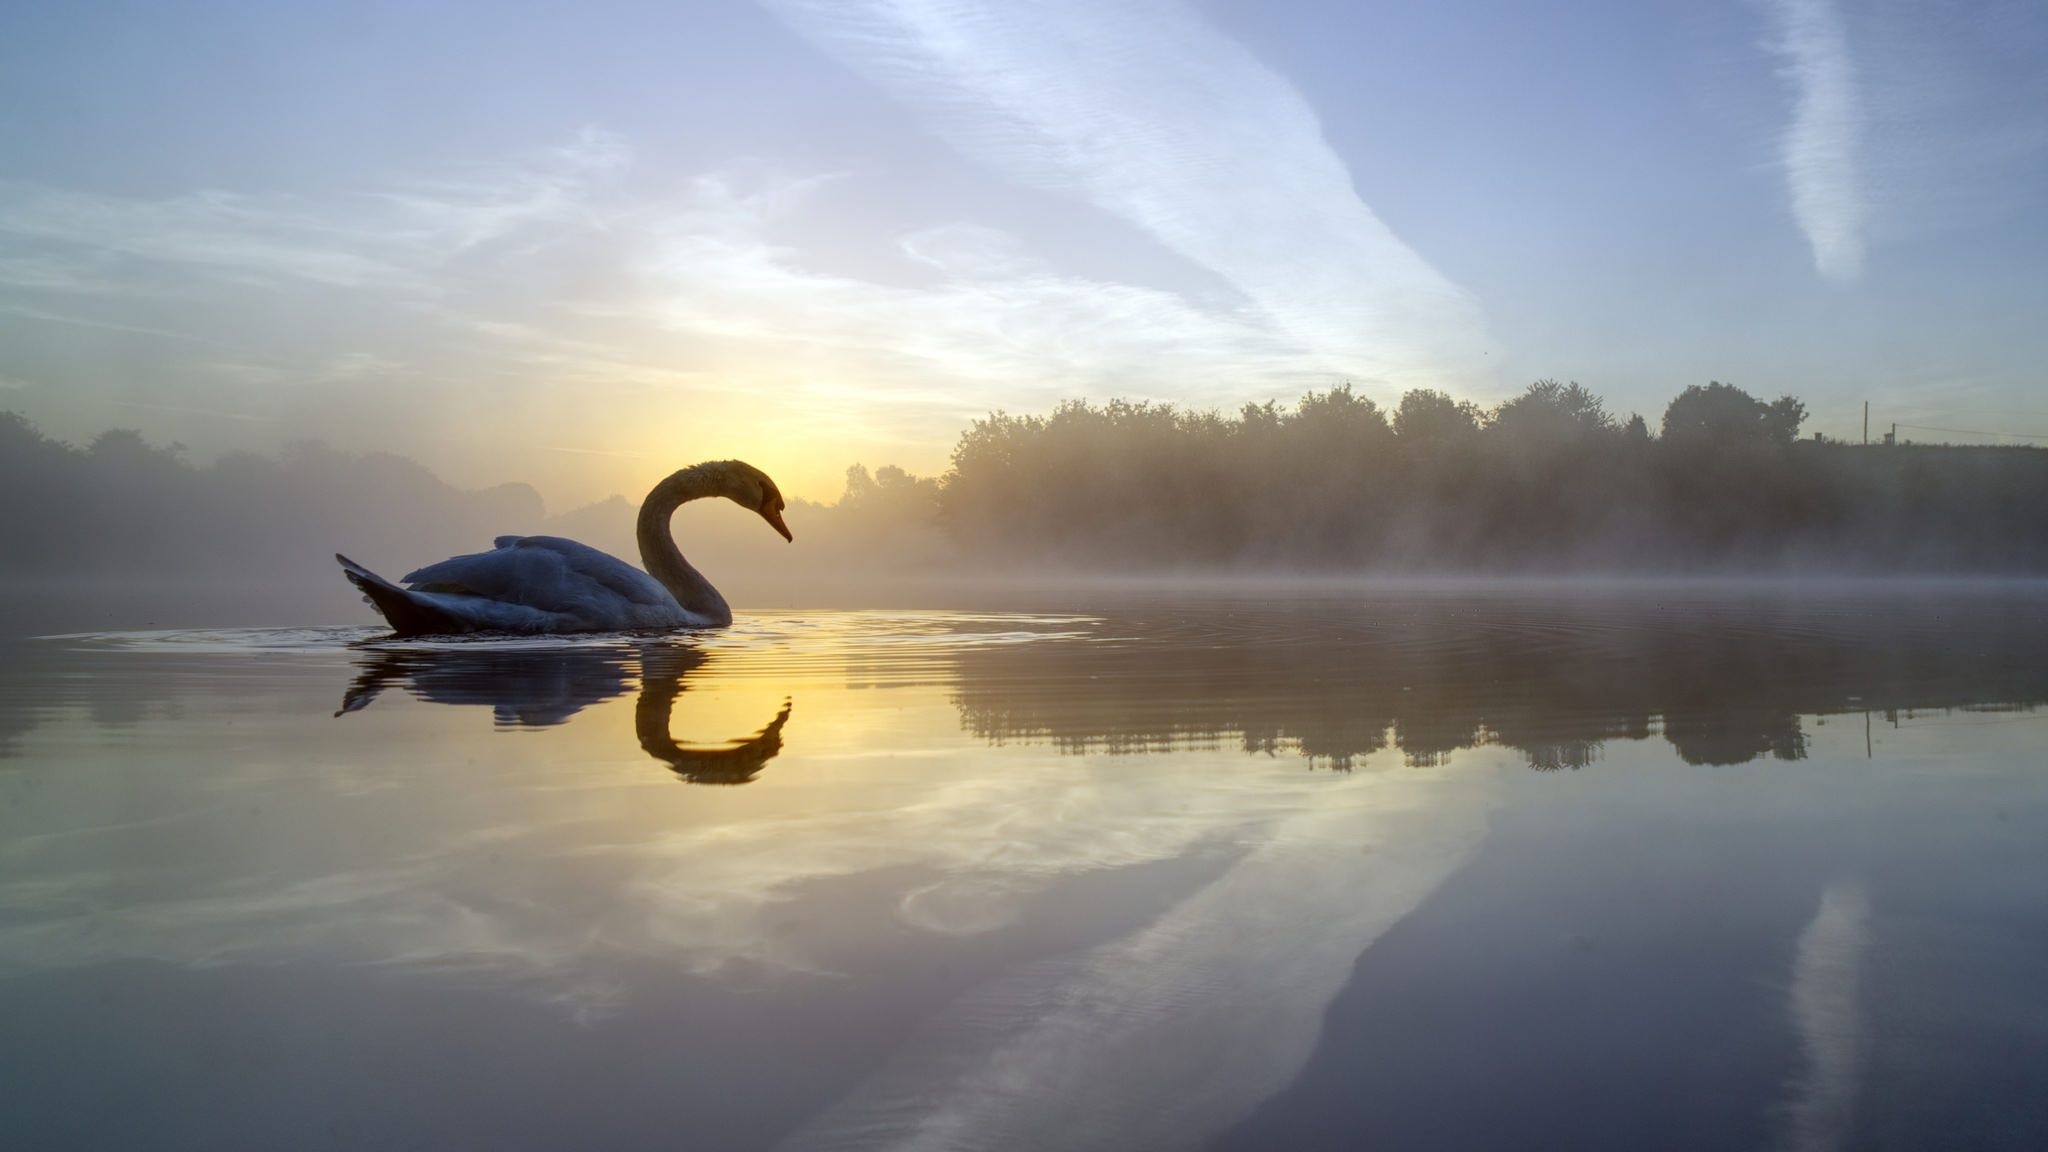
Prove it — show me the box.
[1764,0,1867,282]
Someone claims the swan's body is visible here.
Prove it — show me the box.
[340,535,713,633]
[337,460,789,637]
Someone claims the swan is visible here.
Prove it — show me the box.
[335,459,789,636]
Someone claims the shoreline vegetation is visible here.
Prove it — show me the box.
[6,381,2047,593]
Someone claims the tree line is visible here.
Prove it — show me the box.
[923,380,2048,571]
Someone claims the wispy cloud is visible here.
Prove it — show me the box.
[759,0,1494,388]
[0,127,631,298]
[618,169,1306,409]
[1764,0,1867,282]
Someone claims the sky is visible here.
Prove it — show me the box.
[1,0,2044,506]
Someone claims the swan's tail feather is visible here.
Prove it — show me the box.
[335,553,461,638]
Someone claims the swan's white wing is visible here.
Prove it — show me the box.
[402,536,676,611]
[507,536,680,608]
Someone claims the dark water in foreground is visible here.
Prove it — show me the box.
[3,589,2047,1151]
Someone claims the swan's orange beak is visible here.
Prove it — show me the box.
[763,506,793,542]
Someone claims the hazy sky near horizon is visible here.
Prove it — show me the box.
[2,0,2044,505]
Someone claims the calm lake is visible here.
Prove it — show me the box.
[4,587,2047,1151]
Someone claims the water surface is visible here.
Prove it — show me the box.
[3,589,2046,1150]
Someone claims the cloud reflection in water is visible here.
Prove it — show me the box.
[2,596,2046,1149]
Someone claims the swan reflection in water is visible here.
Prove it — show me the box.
[336,641,791,784]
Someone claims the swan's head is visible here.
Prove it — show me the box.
[710,460,792,542]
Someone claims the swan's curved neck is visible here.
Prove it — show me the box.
[637,466,732,626]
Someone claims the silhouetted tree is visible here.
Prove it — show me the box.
[842,463,878,503]
[1393,389,1484,445]
[841,462,940,525]
[1290,384,1393,443]
[1661,381,1805,446]
[1490,379,1613,443]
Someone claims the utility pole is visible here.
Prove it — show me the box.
[1863,401,1869,445]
